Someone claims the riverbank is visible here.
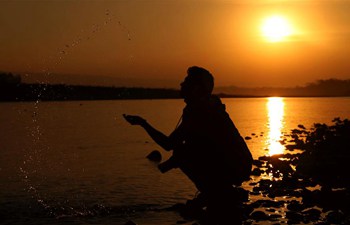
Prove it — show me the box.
[154,118,350,224]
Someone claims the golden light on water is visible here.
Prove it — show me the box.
[266,97,285,155]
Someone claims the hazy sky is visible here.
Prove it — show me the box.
[1,0,349,88]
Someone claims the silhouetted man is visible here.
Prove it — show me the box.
[123,66,253,224]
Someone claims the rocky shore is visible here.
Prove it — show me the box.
[150,118,350,225]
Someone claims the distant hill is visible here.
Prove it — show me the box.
[1,72,350,101]
[20,72,179,89]
[0,83,180,101]
[214,79,350,97]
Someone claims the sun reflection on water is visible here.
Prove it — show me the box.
[266,97,285,156]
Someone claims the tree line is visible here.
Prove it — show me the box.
[0,72,180,101]
[1,72,350,101]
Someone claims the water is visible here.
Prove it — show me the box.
[1,97,350,225]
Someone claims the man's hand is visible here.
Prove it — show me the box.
[123,114,146,126]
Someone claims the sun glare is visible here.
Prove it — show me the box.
[261,16,292,42]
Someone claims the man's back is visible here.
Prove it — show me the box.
[170,96,252,191]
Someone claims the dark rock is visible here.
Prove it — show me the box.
[326,210,346,224]
[249,182,257,186]
[266,208,275,212]
[258,179,273,189]
[249,191,260,196]
[253,200,285,208]
[302,208,321,221]
[298,124,306,129]
[124,221,137,225]
[285,144,298,151]
[253,159,264,167]
[258,155,270,161]
[269,213,282,221]
[250,210,269,221]
[286,211,303,223]
[251,168,263,176]
[264,200,285,208]
[146,150,162,162]
[252,186,262,193]
[291,129,303,134]
[287,200,305,212]
[247,201,262,209]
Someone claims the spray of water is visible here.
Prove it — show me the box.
[19,9,133,218]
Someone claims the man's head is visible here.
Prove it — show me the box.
[180,66,214,103]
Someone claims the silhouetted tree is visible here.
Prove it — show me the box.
[0,72,21,86]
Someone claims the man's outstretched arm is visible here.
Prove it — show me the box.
[123,114,173,151]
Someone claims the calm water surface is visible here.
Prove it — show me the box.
[1,97,349,224]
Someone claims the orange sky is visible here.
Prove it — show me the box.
[0,0,349,88]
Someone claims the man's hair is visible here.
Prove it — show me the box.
[186,66,214,94]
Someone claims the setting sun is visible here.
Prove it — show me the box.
[261,16,293,42]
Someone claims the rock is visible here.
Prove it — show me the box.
[124,221,137,225]
[250,210,269,221]
[269,213,282,221]
[249,182,257,186]
[146,150,162,162]
[298,124,306,129]
[285,144,298,151]
[302,208,321,221]
[266,208,275,213]
[249,191,260,196]
[286,211,303,223]
[287,200,305,212]
[258,155,270,161]
[251,168,263,176]
[252,159,264,167]
[326,210,346,224]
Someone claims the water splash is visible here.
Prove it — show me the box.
[19,9,134,218]
[42,9,133,76]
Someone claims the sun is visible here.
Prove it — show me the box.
[261,16,293,42]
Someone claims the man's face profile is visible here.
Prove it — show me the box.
[180,76,195,99]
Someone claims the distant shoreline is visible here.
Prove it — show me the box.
[2,72,350,101]
[1,83,350,102]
